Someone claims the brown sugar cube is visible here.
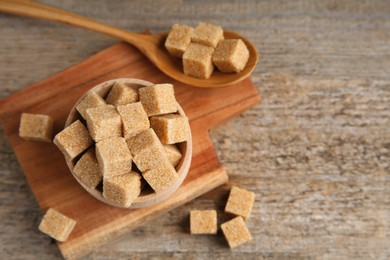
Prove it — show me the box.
[221,216,252,248]
[127,129,178,192]
[72,149,102,189]
[126,128,162,156]
[116,102,150,139]
[54,120,93,160]
[212,39,250,73]
[142,161,178,192]
[139,84,177,116]
[127,129,168,172]
[165,24,194,58]
[96,137,132,178]
[225,186,255,220]
[38,208,76,242]
[191,22,224,48]
[132,145,168,172]
[190,210,217,235]
[150,114,190,144]
[163,144,182,167]
[85,104,122,142]
[76,91,106,119]
[103,171,141,207]
[106,81,138,106]
[183,43,214,79]
[19,113,53,142]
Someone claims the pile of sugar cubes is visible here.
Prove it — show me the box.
[190,186,255,248]
[165,22,250,79]
[53,82,190,208]
[18,82,190,241]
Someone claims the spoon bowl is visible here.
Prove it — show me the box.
[144,30,258,88]
[0,0,258,88]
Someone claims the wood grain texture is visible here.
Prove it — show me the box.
[1,0,390,259]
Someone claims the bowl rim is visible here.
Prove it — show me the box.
[64,78,192,208]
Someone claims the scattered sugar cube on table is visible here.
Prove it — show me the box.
[19,113,53,142]
[139,84,177,116]
[96,137,132,178]
[183,43,215,79]
[85,104,122,142]
[212,39,250,73]
[103,171,141,207]
[72,148,102,189]
[225,186,255,220]
[76,91,106,120]
[151,114,190,144]
[165,24,194,58]
[38,208,76,242]
[190,210,217,235]
[106,81,138,106]
[221,216,251,248]
[53,120,93,160]
[191,22,224,48]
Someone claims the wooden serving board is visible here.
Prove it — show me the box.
[0,42,260,259]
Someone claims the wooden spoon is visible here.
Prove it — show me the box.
[0,0,258,88]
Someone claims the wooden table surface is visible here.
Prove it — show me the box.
[1,1,389,259]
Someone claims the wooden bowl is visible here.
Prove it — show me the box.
[64,78,192,208]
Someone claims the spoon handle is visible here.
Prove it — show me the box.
[0,0,156,48]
